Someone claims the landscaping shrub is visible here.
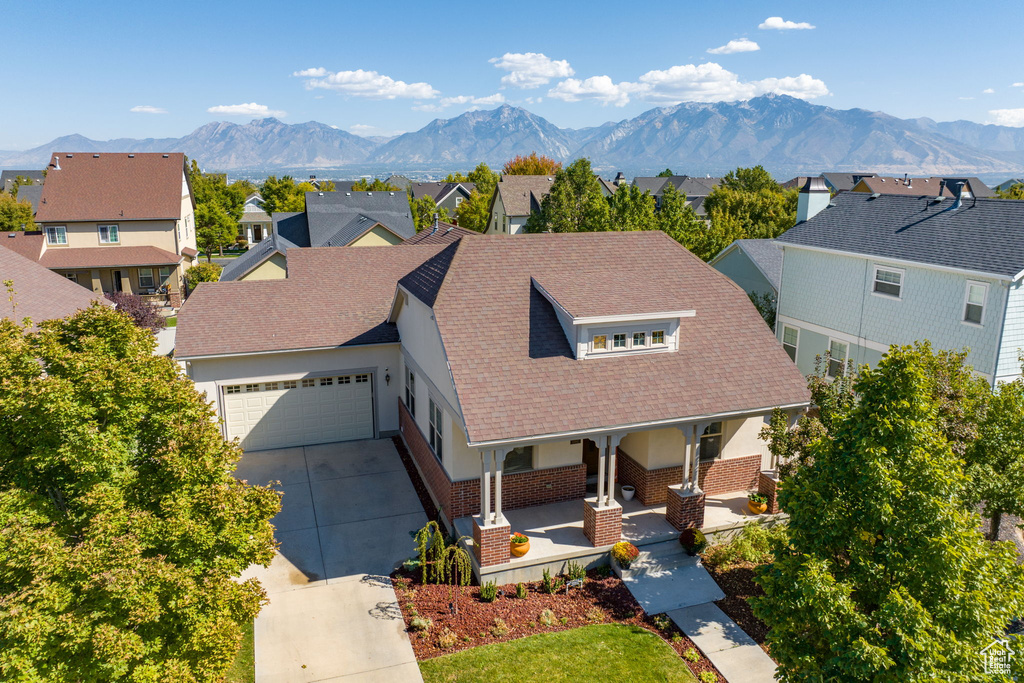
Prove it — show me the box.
[515,582,527,599]
[437,628,458,649]
[699,671,718,683]
[565,560,586,582]
[479,581,498,603]
[541,568,564,594]
[184,262,222,290]
[490,618,510,637]
[104,292,166,331]
[410,616,432,633]
[683,647,700,662]
[652,614,671,631]
[611,541,640,568]
[584,607,605,623]
[702,521,788,570]
[679,528,707,554]
[539,608,555,626]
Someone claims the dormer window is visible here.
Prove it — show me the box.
[652,330,665,345]
[632,332,647,348]
[613,333,627,349]
[592,335,607,351]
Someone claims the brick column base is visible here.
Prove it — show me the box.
[169,292,182,308]
[583,499,622,547]
[758,470,781,514]
[666,484,705,531]
[472,516,511,567]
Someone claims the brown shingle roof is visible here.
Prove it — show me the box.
[39,246,182,269]
[36,152,191,222]
[402,222,479,246]
[0,231,45,261]
[533,270,693,319]
[414,232,810,444]
[494,175,555,216]
[0,247,109,327]
[853,176,955,197]
[176,245,445,358]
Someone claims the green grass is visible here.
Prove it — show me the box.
[419,624,696,683]
[224,620,254,683]
[165,316,177,328]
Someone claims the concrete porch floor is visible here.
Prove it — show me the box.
[454,487,770,582]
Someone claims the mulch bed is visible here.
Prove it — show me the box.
[704,562,773,658]
[392,567,725,682]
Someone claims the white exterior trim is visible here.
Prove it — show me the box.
[776,314,890,354]
[177,341,398,361]
[871,264,905,300]
[961,280,990,327]
[780,242,1012,282]
[572,310,696,326]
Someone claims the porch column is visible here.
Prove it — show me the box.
[119,272,132,294]
[678,425,692,489]
[494,448,507,526]
[666,421,709,531]
[90,269,102,294]
[606,433,623,506]
[596,435,607,507]
[479,449,491,522]
[473,449,510,567]
[584,433,623,547]
[690,422,710,493]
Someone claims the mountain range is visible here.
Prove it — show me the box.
[3,95,1024,177]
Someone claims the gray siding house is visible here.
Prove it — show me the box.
[775,190,1024,384]
[709,239,782,299]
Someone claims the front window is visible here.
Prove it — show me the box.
[428,398,443,456]
[782,325,799,362]
[613,333,627,349]
[158,267,172,286]
[700,422,723,461]
[873,266,903,298]
[964,282,987,325]
[828,339,848,377]
[98,224,119,243]
[505,446,533,473]
[632,332,647,348]
[63,272,77,283]
[592,335,607,351]
[138,268,155,289]
[46,226,66,245]
[405,369,416,417]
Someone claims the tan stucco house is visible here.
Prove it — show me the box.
[485,175,554,235]
[177,231,809,578]
[27,152,198,307]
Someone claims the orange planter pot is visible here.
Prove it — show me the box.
[748,501,767,515]
[510,537,530,557]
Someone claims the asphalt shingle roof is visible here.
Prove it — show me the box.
[402,222,478,246]
[305,191,415,245]
[777,193,1024,278]
[734,239,783,292]
[494,176,555,216]
[0,246,109,327]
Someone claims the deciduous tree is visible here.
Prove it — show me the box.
[608,183,656,231]
[195,203,238,261]
[350,177,399,192]
[995,183,1024,200]
[502,152,561,176]
[524,158,609,233]
[185,262,223,290]
[103,291,166,331]
[656,168,674,178]
[0,193,35,231]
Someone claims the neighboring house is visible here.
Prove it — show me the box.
[630,175,721,216]
[22,152,198,307]
[402,220,478,246]
[238,193,271,244]
[1,169,45,194]
[0,241,110,327]
[486,175,555,234]
[386,175,413,192]
[709,239,782,300]
[411,182,475,215]
[851,176,994,198]
[177,231,809,578]
[219,190,415,281]
[821,172,877,193]
[775,184,1024,384]
[994,178,1024,193]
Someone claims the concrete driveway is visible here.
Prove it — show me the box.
[236,439,427,682]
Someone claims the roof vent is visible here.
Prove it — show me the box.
[318,192,324,196]
[66,154,73,158]
[7,233,16,238]
[389,192,394,196]
[870,192,881,199]
[345,192,351,196]
[367,192,372,196]
[162,154,169,158]
[93,153,99,158]
[128,154,135,158]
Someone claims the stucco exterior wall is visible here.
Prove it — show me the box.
[351,226,403,247]
[40,220,179,251]
[240,254,287,281]
[536,440,582,469]
[712,247,775,297]
[619,417,768,471]
[778,246,1006,377]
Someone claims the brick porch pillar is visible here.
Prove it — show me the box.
[666,484,705,530]
[583,498,622,546]
[472,515,511,567]
[758,470,781,514]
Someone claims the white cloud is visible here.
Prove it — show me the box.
[959,96,975,100]
[1014,82,1024,87]
[548,76,632,107]
[988,108,1024,127]
[130,105,167,114]
[293,68,439,99]
[489,52,574,89]
[349,124,406,137]
[759,16,815,30]
[207,102,286,118]
[707,38,760,55]
[627,62,828,104]
[414,93,506,112]
[983,88,995,94]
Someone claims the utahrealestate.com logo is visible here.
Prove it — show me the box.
[982,637,1016,676]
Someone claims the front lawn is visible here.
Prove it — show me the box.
[224,619,254,683]
[165,316,177,328]
[419,623,696,683]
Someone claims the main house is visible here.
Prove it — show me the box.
[177,231,809,576]
[775,183,1024,384]
[19,152,198,307]
[219,190,416,281]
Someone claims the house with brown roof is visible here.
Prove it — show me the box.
[176,231,809,580]
[485,175,555,234]
[850,175,994,198]
[30,152,198,307]
[0,241,110,327]
[402,220,478,246]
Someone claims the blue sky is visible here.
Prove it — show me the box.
[3,0,1024,150]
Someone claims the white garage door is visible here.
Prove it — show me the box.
[222,373,374,451]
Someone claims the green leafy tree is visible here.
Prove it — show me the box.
[995,183,1024,200]
[350,177,399,192]
[502,152,562,176]
[656,168,675,178]
[608,183,656,231]
[524,158,609,233]
[0,193,35,231]
[0,304,279,681]
[748,291,776,329]
[720,164,780,193]
[8,174,38,199]
[410,195,451,232]
[195,203,238,261]
[258,175,329,214]
[652,182,716,258]
[442,172,470,182]
[453,163,501,232]
[185,262,224,290]
[753,346,1024,682]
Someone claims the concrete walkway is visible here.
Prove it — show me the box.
[236,440,426,683]
[621,541,776,683]
[154,327,175,357]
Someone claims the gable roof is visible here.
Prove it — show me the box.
[0,231,45,261]
[220,212,309,281]
[710,239,783,292]
[402,222,479,246]
[494,175,555,216]
[632,177,669,195]
[35,152,192,222]
[821,172,877,193]
[776,193,1024,279]
[853,176,955,197]
[177,245,445,358]
[0,246,109,327]
[304,190,415,245]
[13,185,43,215]
[410,182,475,204]
[400,232,809,444]
[1,170,45,193]
[664,176,722,197]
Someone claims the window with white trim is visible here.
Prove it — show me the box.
[225,385,241,394]
[963,281,988,325]
[612,333,627,349]
[632,332,647,348]
[45,226,66,245]
[592,334,607,352]
[320,377,333,386]
[651,330,665,346]
[700,422,723,461]
[428,398,443,456]
[158,267,172,286]
[301,378,315,388]
[245,383,259,392]
[782,325,799,362]
[405,369,416,417]
[505,446,533,473]
[828,339,848,378]
[138,268,155,289]
[98,224,119,243]
[282,380,297,389]
[872,266,903,298]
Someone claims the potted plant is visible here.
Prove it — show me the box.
[748,492,768,515]
[620,485,636,501]
[510,532,530,557]
[611,541,640,571]
[679,528,707,556]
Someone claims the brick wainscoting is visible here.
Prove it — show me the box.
[398,400,587,523]
[617,449,684,506]
[699,454,761,496]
